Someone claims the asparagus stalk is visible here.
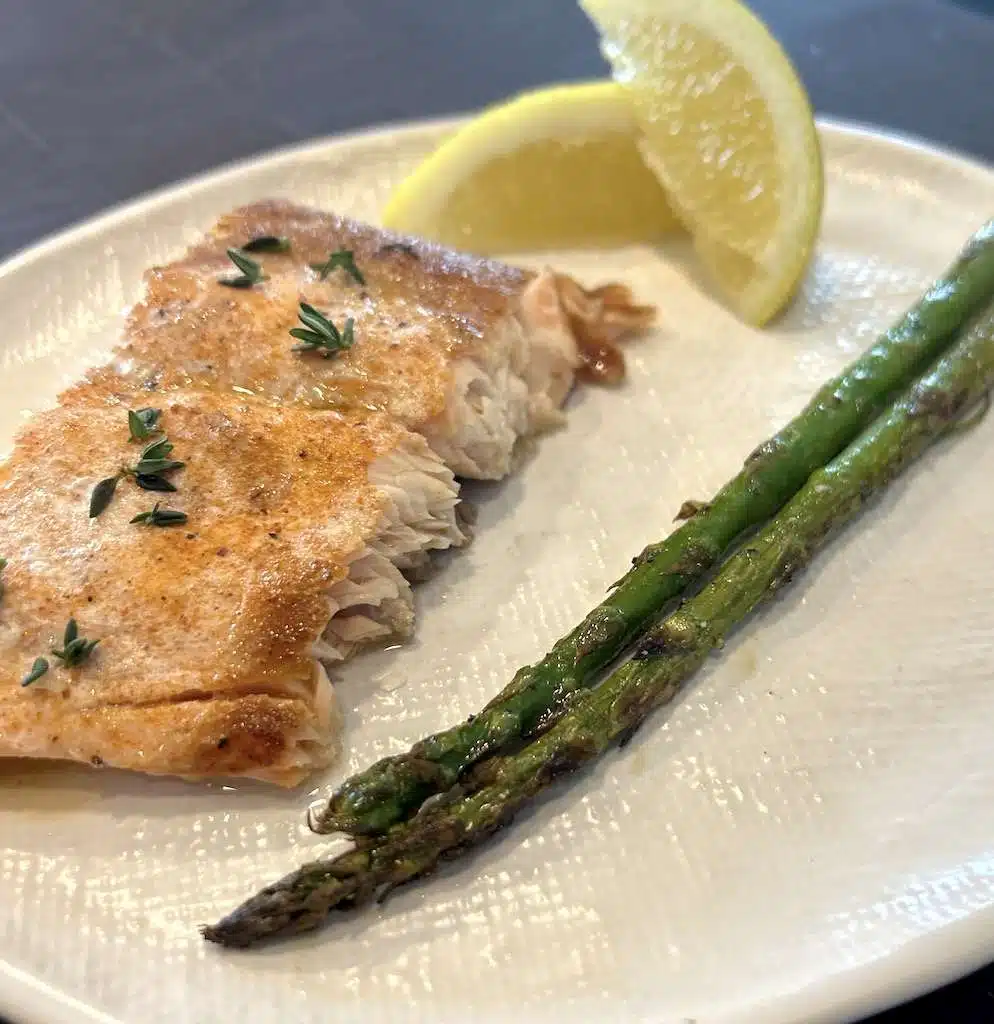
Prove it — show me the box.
[205,306,994,947]
[313,222,994,837]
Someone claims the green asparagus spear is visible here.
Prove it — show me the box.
[312,222,994,837]
[205,306,994,948]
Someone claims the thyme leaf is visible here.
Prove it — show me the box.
[241,235,291,254]
[138,436,174,459]
[129,436,184,478]
[21,657,50,687]
[219,247,266,289]
[290,302,355,358]
[89,476,121,519]
[50,618,100,668]
[128,407,162,442]
[130,503,188,527]
[310,249,365,285]
[135,474,178,493]
[91,411,185,519]
[132,458,185,476]
[23,619,100,687]
[51,618,100,668]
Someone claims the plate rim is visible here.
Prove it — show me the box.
[1,114,993,1024]
[3,111,994,279]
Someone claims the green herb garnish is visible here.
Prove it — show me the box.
[128,407,162,442]
[51,618,100,667]
[0,557,7,601]
[130,503,188,527]
[89,412,185,519]
[131,436,184,477]
[135,474,178,493]
[89,476,121,518]
[22,619,100,687]
[242,235,291,254]
[21,657,50,687]
[219,247,266,289]
[310,249,365,285]
[290,303,356,358]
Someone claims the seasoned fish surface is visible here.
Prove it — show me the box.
[2,203,653,785]
[0,389,462,784]
[87,200,583,478]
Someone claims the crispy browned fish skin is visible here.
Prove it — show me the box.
[2,206,652,783]
[0,388,452,784]
[72,200,576,479]
[126,200,527,419]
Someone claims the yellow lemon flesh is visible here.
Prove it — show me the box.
[580,0,824,324]
[382,81,679,253]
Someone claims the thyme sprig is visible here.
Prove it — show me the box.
[89,411,185,518]
[290,302,356,358]
[132,436,184,477]
[128,407,161,442]
[52,618,100,666]
[22,618,100,687]
[130,503,188,527]
[219,247,266,289]
[310,249,365,285]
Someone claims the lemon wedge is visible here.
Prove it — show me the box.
[382,81,679,252]
[580,0,823,324]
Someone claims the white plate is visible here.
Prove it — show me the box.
[2,117,994,1024]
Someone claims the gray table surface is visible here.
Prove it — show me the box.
[2,1,994,1020]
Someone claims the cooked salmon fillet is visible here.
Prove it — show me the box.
[2,203,653,785]
[77,200,622,479]
[0,388,462,785]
